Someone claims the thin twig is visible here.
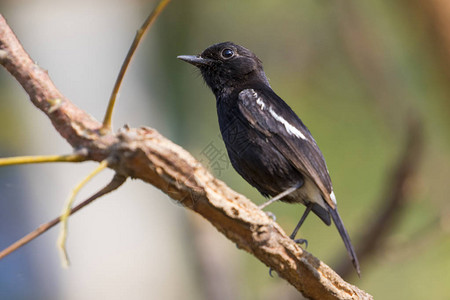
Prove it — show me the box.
[0,174,127,260]
[57,159,110,267]
[101,0,171,131]
[0,153,86,166]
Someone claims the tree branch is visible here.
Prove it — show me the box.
[0,14,372,299]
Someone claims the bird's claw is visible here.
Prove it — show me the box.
[293,238,308,249]
[268,238,307,278]
[265,211,276,221]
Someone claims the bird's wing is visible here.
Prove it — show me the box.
[238,88,336,209]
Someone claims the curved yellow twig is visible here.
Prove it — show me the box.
[57,159,110,267]
[0,153,86,166]
[101,0,171,132]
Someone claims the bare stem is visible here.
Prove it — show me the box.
[0,174,127,260]
[57,159,110,267]
[0,153,86,166]
[101,0,171,131]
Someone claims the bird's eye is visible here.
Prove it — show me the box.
[221,48,234,59]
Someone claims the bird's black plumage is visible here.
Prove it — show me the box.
[178,42,360,276]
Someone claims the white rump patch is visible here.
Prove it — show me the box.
[330,190,337,204]
[269,108,307,140]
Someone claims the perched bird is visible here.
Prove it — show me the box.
[178,42,360,276]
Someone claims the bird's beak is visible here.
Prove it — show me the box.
[177,55,214,67]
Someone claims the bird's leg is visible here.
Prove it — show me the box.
[258,182,302,210]
[289,203,313,247]
[268,204,310,277]
[266,183,306,278]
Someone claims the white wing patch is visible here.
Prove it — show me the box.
[249,89,266,110]
[256,97,266,110]
[241,89,307,141]
[269,107,307,140]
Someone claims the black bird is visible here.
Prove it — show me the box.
[178,42,360,276]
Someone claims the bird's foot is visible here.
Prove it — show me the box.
[269,267,277,278]
[268,239,308,278]
[265,211,276,221]
[292,238,308,249]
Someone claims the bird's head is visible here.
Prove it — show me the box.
[178,42,269,97]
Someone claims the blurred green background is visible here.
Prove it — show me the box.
[1,0,449,299]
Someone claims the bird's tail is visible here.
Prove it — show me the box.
[329,208,361,277]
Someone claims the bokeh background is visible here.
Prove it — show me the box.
[1,0,449,299]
